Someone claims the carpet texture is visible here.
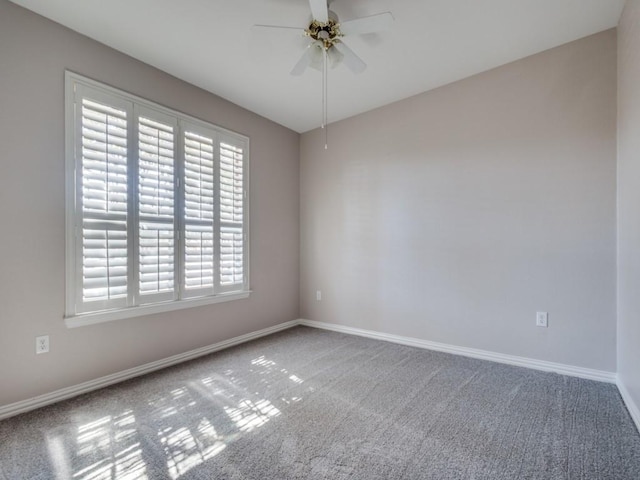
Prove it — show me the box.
[1,326,639,479]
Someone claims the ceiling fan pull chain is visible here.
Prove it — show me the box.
[322,47,327,128]
[324,47,328,149]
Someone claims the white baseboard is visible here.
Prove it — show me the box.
[0,320,299,421]
[617,379,640,433]
[298,319,617,384]
[0,318,622,422]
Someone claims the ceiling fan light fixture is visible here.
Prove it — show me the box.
[308,41,325,71]
[308,42,343,71]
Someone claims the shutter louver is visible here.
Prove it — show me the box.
[183,130,215,293]
[80,98,129,305]
[138,116,176,300]
[219,142,245,288]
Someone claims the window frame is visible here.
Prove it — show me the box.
[64,71,250,328]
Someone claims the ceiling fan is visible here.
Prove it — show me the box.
[254,0,394,144]
[255,0,393,75]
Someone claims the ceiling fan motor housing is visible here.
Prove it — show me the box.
[307,10,342,49]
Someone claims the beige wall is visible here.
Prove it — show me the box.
[300,30,618,371]
[0,0,299,406]
[617,0,640,416]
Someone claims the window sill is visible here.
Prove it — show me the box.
[65,291,252,328]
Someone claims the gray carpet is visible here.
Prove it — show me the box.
[1,326,639,480]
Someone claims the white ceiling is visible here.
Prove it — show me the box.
[10,0,625,133]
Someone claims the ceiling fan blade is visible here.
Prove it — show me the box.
[291,48,312,76]
[332,41,366,74]
[339,12,394,36]
[309,0,329,23]
[252,24,305,32]
[327,47,344,69]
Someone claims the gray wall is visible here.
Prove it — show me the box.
[0,0,300,406]
[300,30,618,372]
[618,0,640,417]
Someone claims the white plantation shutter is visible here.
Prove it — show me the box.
[66,73,249,321]
[218,137,246,291]
[182,126,215,297]
[76,89,132,312]
[137,110,177,303]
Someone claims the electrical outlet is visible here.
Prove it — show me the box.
[536,312,548,328]
[316,290,322,301]
[36,335,49,354]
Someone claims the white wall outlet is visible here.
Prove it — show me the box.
[536,312,548,328]
[36,335,49,354]
[316,290,322,301]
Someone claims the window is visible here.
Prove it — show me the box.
[65,72,249,327]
